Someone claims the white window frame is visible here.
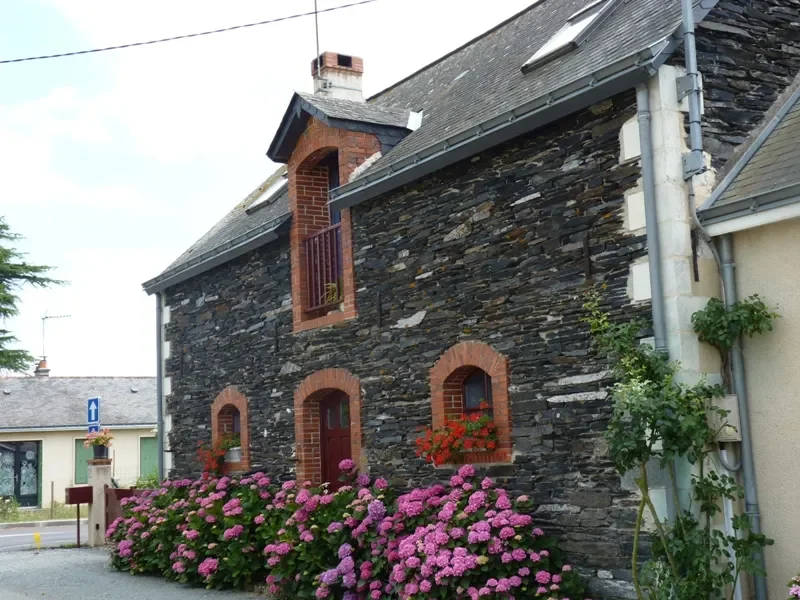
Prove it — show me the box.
[522,0,621,73]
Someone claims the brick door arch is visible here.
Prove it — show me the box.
[294,368,362,484]
[211,386,250,473]
[430,341,512,464]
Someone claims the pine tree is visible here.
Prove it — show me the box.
[0,216,59,372]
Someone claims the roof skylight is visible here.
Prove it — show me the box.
[247,176,288,213]
[522,0,620,73]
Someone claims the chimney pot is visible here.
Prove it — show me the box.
[312,51,364,102]
[34,359,50,377]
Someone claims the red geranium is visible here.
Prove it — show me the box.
[196,436,236,475]
[416,406,498,466]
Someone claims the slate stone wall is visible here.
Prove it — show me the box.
[164,90,648,585]
[674,0,800,169]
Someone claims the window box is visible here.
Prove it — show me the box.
[415,411,498,466]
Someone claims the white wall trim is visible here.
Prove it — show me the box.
[706,201,800,236]
[0,424,155,434]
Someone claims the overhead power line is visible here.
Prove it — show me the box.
[0,0,379,65]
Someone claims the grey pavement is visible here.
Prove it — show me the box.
[0,548,256,598]
[0,524,88,551]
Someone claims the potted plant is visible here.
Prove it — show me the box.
[416,404,498,465]
[84,428,113,459]
[221,434,242,464]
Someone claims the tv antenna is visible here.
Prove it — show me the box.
[41,313,71,360]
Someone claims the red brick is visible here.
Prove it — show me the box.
[294,369,362,484]
[211,386,250,473]
[429,342,512,466]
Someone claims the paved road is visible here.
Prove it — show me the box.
[0,524,89,551]
[0,548,255,599]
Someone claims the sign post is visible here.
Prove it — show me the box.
[87,397,100,432]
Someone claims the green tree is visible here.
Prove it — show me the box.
[0,217,59,372]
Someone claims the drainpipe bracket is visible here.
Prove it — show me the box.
[682,151,706,180]
[676,74,698,102]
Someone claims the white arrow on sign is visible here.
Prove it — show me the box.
[87,397,100,424]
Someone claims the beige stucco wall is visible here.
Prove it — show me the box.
[0,428,156,507]
[733,218,800,598]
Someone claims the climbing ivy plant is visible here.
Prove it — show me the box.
[691,295,779,385]
[582,292,775,600]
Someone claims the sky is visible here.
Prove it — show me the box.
[1,0,536,377]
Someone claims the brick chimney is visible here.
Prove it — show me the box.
[312,52,364,102]
[34,359,50,377]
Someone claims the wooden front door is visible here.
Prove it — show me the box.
[320,391,351,490]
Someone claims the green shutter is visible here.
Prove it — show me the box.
[74,439,92,485]
[139,437,158,477]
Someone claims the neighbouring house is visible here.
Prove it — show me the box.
[142,0,800,596]
[698,72,800,598]
[0,362,156,507]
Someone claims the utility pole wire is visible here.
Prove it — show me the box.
[1,0,378,65]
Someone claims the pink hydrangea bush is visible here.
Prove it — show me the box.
[108,463,587,599]
[385,465,585,599]
[788,573,800,599]
[262,461,396,599]
[109,474,276,588]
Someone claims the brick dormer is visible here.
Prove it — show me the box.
[267,53,416,332]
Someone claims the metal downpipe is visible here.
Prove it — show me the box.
[636,84,668,355]
[681,0,724,272]
[720,235,767,600]
[682,1,766,595]
[156,292,165,482]
[637,83,678,526]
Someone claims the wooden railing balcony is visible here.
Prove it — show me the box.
[304,223,343,312]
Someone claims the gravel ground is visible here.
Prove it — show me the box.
[0,548,256,599]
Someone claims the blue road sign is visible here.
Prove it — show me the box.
[88,424,100,433]
[87,397,100,425]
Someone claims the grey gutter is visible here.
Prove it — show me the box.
[720,235,768,600]
[700,84,800,213]
[0,424,155,433]
[330,2,719,213]
[329,44,668,211]
[700,183,800,226]
[156,292,164,482]
[142,213,290,295]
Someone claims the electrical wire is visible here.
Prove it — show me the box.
[0,0,379,65]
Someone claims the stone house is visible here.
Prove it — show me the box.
[143,0,800,595]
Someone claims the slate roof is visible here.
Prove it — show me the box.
[700,73,800,225]
[297,93,410,129]
[143,169,290,293]
[147,0,710,292]
[268,93,413,163]
[332,0,689,206]
[0,377,157,431]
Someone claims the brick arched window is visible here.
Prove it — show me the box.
[294,368,362,486]
[430,342,512,464]
[287,118,382,332]
[211,386,250,473]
